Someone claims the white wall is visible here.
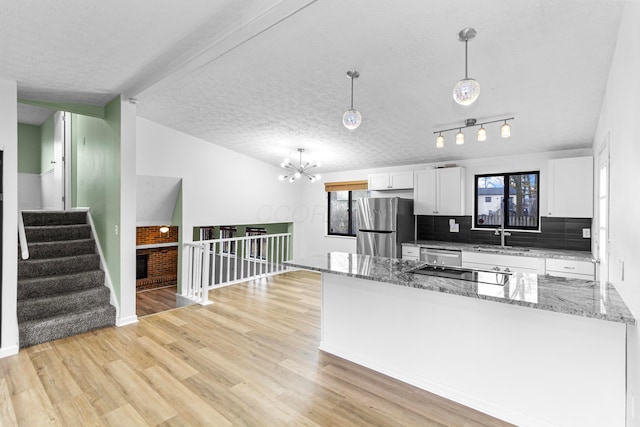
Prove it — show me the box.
[296,148,592,258]
[18,173,41,210]
[119,97,137,325]
[593,2,640,425]
[0,79,19,357]
[136,117,303,281]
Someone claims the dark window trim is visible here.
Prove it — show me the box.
[327,191,358,237]
[474,170,540,231]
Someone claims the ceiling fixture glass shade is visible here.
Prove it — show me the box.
[433,116,514,148]
[278,148,321,183]
[343,70,361,129]
[501,121,511,138]
[477,126,487,141]
[453,27,480,106]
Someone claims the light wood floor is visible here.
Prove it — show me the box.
[136,285,178,317]
[1,270,514,426]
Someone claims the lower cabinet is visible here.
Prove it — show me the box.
[462,251,544,274]
[545,258,595,280]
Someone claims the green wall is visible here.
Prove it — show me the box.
[40,115,54,173]
[72,97,122,300]
[17,123,41,174]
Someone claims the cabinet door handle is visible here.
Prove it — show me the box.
[563,266,576,270]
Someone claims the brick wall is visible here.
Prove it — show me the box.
[136,225,179,245]
[136,226,179,291]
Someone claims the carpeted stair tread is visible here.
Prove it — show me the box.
[22,211,88,226]
[25,224,92,243]
[26,239,96,260]
[18,270,105,300]
[18,286,111,322]
[18,254,100,279]
[19,304,117,348]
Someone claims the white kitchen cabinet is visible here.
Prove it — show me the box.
[545,258,595,280]
[368,171,414,190]
[401,244,420,261]
[547,156,593,218]
[462,251,545,274]
[413,167,465,215]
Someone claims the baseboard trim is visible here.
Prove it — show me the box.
[0,345,19,358]
[116,315,138,327]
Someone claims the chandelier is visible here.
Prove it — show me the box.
[278,148,321,183]
[453,27,480,106]
[343,70,362,129]
[434,117,513,147]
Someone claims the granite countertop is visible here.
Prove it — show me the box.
[403,240,594,261]
[285,252,635,325]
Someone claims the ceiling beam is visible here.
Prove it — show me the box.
[124,0,318,101]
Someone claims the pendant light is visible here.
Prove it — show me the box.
[455,129,465,145]
[436,133,445,148]
[477,126,487,141]
[453,27,480,106]
[501,120,511,138]
[343,70,362,129]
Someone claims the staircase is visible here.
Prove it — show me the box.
[18,211,116,348]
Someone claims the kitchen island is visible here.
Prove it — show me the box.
[285,252,635,427]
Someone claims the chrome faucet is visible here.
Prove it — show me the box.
[494,224,511,247]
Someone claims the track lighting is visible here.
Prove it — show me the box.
[434,117,514,148]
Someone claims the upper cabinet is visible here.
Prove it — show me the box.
[547,156,593,218]
[414,167,465,215]
[368,171,414,190]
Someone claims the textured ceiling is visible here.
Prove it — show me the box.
[4,0,625,173]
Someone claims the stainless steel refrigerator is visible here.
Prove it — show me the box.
[356,197,414,258]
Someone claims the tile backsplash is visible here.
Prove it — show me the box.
[416,216,592,252]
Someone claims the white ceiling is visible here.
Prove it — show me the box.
[4,0,624,172]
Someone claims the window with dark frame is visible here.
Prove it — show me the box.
[327,189,370,236]
[474,171,539,230]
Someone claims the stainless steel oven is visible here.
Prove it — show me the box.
[419,248,462,267]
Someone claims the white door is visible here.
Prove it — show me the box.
[597,139,609,282]
[47,111,65,210]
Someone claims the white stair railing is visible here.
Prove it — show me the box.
[18,212,29,260]
[184,233,291,294]
[183,242,211,304]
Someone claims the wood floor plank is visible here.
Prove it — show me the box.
[102,404,148,427]
[0,378,19,426]
[142,365,232,426]
[30,347,83,404]
[54,395,106,427]
[103,359,178,425]
[1,270,513,427]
